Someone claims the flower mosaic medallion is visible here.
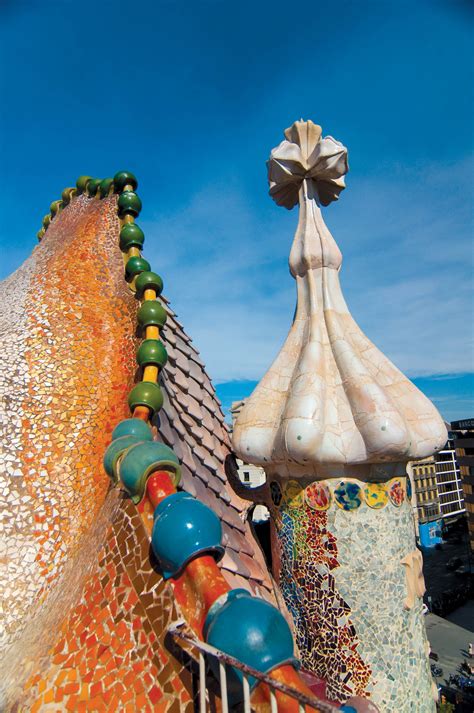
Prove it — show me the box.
[305,481,332,511]
[388,479,405,507]
[364,482,389,510]
[334,481,363,511]
[283,480,304,509]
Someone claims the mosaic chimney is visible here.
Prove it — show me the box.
[233,119,446,711]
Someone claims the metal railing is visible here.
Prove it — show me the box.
[168,621,340,713]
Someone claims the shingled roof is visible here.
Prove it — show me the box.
[157,294,276,597]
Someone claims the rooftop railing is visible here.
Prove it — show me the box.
[168,621,341,713]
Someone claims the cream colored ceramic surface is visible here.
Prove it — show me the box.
[233,120,447,477]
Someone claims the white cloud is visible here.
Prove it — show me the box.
[143,156,473,384]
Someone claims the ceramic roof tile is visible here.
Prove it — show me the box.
[220,571,245,591]
[238,552,267,583]
[221,524,254,557]
[155,410,175,447]
[165,342,178,362]
[187,359,206,385]
[200,405,216,433]
[201,399,226,428]
[171,316,186,332]
[211,496,228,522]
[176,439,195,469]
[198,427,219,455]
[202,378,218,400]
[187,473,207,498]
[169,347,191,376]
[221,526,231,548]
[172,331,199,358]
[220,551,244,576]
[188,351,206,369]
[152,296,274,597]
[192,466,210,487]
[182,432,203,460]
[186,376,203,402]
[180,412,205,442]
[162,324,176,347]
[252,582,274,600]
[219,488,232,505]
[168,435,185,462]
[181,392,205,423]
[192,478,226,519]
[205,476,225,497]
[167,365,189,392]
[188,451,204,476]
[182,469,197,497]
[222,571,272,600]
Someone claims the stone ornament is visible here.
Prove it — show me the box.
[268,119,348,209]
[233,120,447,476]
[400,550,426,610]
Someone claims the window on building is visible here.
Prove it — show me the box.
[243,471,250,482]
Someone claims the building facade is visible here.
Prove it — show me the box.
[411,456,441,524]
[434,432,466,522]
[450,418,474,552]
[410,456,443,547]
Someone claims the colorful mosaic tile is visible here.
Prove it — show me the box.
[334,481,363,511]
[270,493,372,702]
[22,495,194,712]
[388,479,404,507]
[305,481,332,511]
[0,195,137,704]
[283,479,304,509]
[364,482,388,510]
[268,476,434,710]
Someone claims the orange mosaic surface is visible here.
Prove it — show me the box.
[0,195,141,704]
[23,194,137,584]
[0,191,284,710]
[22,495,193,712]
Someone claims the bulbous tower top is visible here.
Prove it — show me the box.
[232,119,447,481]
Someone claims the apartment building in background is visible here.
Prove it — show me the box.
[387,418,470,548]
[410,456,443,547]
[434,427,466,523]
[450,418,474,552]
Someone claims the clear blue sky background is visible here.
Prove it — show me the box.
[1,0,472,422]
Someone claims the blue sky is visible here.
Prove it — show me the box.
[0,0,472,423]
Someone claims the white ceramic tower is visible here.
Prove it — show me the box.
[233,120,446,711]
